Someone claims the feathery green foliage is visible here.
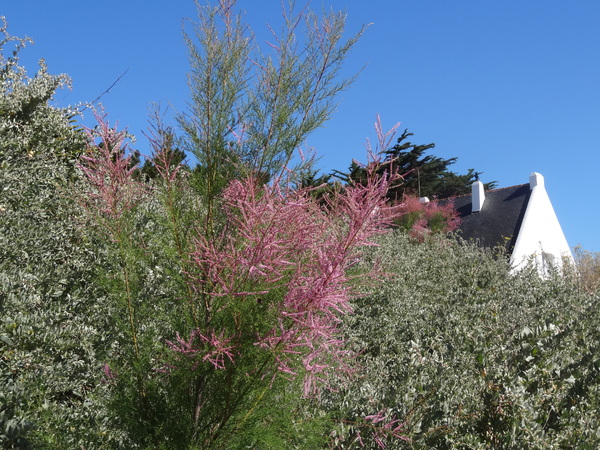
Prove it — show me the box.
[178,0,367,236]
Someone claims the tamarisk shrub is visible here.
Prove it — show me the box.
[394,194,460,240]
[79,111,148,363]
[77,109,409,447]
[77,112,173,447]
[161,159,406,447]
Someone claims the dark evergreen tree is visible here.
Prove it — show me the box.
[297,168,339,205]
[334,129,496,200]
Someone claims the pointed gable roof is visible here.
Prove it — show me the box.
[449,173,573,275]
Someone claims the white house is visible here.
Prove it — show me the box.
[451,172,573,275]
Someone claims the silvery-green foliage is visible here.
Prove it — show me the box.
[0,18,120,448]
[0,19,81,164]
[0,135,118,449]
[326,231,599,448]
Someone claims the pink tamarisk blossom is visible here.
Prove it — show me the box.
[395,194,461,240]
[78,110,146,222]
[186,145,403,396]
[101,363,117,384]
[144,110,185,184]
[363,410,409,448]
[166,328,237,371]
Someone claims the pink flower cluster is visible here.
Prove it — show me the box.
[185,160,401,396]
[165,328,237,370]
[78,111,145,221]
[360,410,408,448]
[396,194,460,240]
[101,363,116,383]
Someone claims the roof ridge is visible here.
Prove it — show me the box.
[486,183,528,193]
[451,183,528,199]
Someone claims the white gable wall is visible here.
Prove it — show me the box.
[510,172,574,275]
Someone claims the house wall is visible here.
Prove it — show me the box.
[510,172,574,274]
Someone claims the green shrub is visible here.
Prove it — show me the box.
[0,17,124,448]
[325,232,599,448]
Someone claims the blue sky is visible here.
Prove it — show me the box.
[4,1,600,252]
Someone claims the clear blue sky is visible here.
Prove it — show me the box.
[4,1,600,252]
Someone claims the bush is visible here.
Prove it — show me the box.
[574,246,600,293]
[393,194,460,240]
[74,109,405,447]
[0,18,119,448]
[325,232,600,448]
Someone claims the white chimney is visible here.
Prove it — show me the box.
[529,172,544,189]
[472,180,485,213]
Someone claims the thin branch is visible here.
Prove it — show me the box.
[79,68,129,112]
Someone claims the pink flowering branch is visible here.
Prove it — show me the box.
[78,110,146,362]
[182,140,403,396]
[78,110,146,224]
[145,110,185,184]
[166,328,237,370]
[101,363,117,384]
[336,409,410,448]
[367,114,400,156]
[363,410,409,448]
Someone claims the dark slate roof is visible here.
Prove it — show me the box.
[450,184,531,253]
